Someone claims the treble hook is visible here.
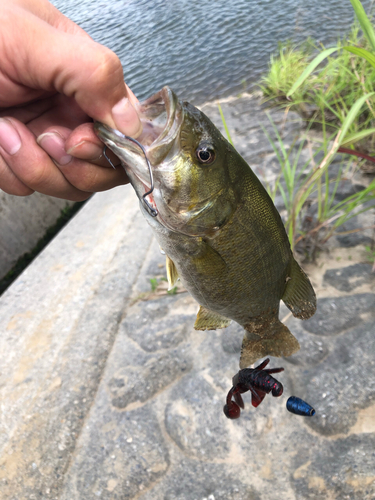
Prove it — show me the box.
[103,139,158,218]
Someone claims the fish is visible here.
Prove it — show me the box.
[94,86,316,368]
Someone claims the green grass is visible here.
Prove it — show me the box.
[260,25,375,155]
[149,277,158,292]
[259,41,313,104]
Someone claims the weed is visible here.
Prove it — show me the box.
[149,277,179,295]
[149,278,158,292]
[261,21,375,156]
[259,41,313,104]
[217,103,233,146]
[265,114,375,258]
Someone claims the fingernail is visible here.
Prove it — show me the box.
[112,97,143,138]
[37,132,72,165]
[0,118,22,155]
[66,140,103,160]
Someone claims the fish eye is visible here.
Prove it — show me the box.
[196,144,215,165]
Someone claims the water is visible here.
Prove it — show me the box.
[51,0,373,104]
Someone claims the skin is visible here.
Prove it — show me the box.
[0,0,141,201]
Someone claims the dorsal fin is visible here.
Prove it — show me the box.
[166,255,179,290]
[194,305,231,331]
[282,256,316,320]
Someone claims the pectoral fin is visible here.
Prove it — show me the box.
[194,305,232,331]
[282,256,316,320]
[166,255,179,290]
[192,241,227,276]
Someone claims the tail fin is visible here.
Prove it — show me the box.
[240,320,299,369]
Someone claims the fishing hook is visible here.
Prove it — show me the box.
[103,139,158,218]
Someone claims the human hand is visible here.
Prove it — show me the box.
[0,0,142,201]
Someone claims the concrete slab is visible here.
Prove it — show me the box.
[0,186,153,498]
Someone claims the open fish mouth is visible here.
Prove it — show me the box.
[94,86,183,201]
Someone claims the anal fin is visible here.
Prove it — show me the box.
[166,255,179,290]
[282,256,316,320]
[194,305,232,331]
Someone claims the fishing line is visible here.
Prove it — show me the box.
[103,139,158,218]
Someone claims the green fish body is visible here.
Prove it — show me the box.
[95,87,316,368]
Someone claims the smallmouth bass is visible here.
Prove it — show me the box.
[95,87,316,368]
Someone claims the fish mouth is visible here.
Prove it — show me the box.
[94,86,183,193]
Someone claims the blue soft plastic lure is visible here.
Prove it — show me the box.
[286,396,315,416]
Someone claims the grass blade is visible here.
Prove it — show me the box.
[286,48,338,98]
[349,0,375,51]
[340,127,375,146]
[338,92,375,144]
[218,103,233,146]
[343,46,375,68]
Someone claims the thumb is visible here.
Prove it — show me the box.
[3,5,142,137]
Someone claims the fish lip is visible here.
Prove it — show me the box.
[139,86,177,145]
[93,122,127,146]
[94,86,181,187]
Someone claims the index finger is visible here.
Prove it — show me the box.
[1,5,142,137]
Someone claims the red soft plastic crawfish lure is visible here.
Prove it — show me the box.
[224,358,284,419]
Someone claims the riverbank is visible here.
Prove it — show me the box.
[0,93,374,499]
